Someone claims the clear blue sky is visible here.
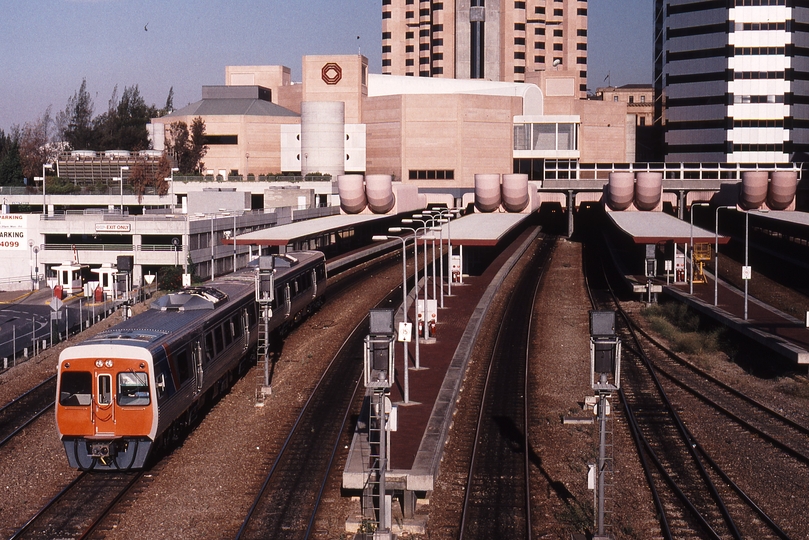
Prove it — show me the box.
[1,0,652,133]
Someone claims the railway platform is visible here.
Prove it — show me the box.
[664,275,809,365]
[342,223,541,532]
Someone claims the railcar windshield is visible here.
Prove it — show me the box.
[117,372,151,406]
[59,371,93,406]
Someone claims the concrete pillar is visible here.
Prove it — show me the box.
[567,190,575,238]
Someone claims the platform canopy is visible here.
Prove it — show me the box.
[234,214,387,246]
[430,212,531,247]
[608,211,729,245]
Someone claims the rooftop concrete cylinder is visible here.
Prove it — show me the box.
[365,174,396,214]
[768,171,798,210]
[474,174,502,213]
[301,101,345,178]
[740,171,768,210]
[607,172,635,211]
[634,172,663,211]
[337,174,367,214]
[501,174,530,212]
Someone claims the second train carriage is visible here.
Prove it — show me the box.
[55,251,326,470]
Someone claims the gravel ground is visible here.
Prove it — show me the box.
[2,235,809,539]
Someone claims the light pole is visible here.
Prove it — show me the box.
[689,202,710,295]
[393,225,422,370]
[119,165,130,215]
[714,205,735,306]
[170,167,179,212]
[42,163,53,216]
[403,217,431,342]
[373,234,411,404]
[210,214,216,281]
[427,208,458,300]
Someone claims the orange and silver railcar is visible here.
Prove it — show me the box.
[55,251,326,470]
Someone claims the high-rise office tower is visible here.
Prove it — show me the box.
[655,1,809,163]
[381,0,588,97]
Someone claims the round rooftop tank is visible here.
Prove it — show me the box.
[365,174,396,214]
[105,150,131,157]
[337,174,367,214]
[768,171,797,210]
[474,174,502,213]
[71,150,97,158]
[635,172,663,211]
[607,172,635,211]
[501,174,530,213]
[740,171,769,210]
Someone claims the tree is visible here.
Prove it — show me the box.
[167,117,208,174]
[161,87,174,116]
[18,107,53,181]
[0,129,24,186]
[95,85,156,151]
[60,79,96,150]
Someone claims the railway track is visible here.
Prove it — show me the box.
[0,376,55,449]
[235,263,421,539]
[583,235,799,539]
[10,471,142,539]
[458,234,554,539]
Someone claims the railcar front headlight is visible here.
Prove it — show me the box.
[95,360,104,368]
[105,359,114,368]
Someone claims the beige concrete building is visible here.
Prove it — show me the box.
[381,0,588,98]
[149,54,633,188]
[596,85,654,127]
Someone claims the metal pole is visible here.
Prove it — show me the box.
[744,210,749,320]
[399,237,409,403]
[377,390,389,536]
[714,206,734,306]
[398,226,421,370]
[211,216,215,281]
[597,392,607,537]
[233,214,237,273]
[439,224,444,308]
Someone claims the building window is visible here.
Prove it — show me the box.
[515,22,526,31]
[419,57,430,64]
[205,135,238,145]
[382,0,391,4]
[420,43,430,50]
[577,43,587,50]
[406,59,415,66]
[406,11,414,18]
[432,38,443,46]
[554,9,563,16]
[382,32,391,40]
[629,96,634,103]
[419,29,430,37]
[383,11,391,19]
[553,43,563,51]
[535,27,545,35]
[577,8,587,15]
[420,8,430,16]
[409,170,455,180]
[515,2,526,9]
[406,0,414,3]
[515,51,525,59]
[535,55,545,63]
[577,29,587,37]
[432,66,444,75]
[382,45,391,53]
[432,24,443,31]
[406,32,414,39]
[640,117,646,126]
[614,95,619,102]
[535,6,545,14]
[577,57,587,64]
[515,37,526,45]
[553,29,563,37]
[433,2,444,9]
[382,59,391,66]
[433,52,444,60]
[640,95,646,103]
[535,42,546,49]
[515,66,526,73]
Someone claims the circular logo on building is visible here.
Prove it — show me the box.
[321,63,342,85]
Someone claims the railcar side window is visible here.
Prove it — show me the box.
[205,333,215,362]
[232,315,243,338]
[59,371,93,406]
[117,372,151,406]
[213,326,224,354]
[224,319,234,346]
[175,349,192,383]
[98,374,112,405]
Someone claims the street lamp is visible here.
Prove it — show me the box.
[392,225,422,370]
[170,167,179,212]
[119,165,130,215]
[210,215,216,281]
[689,202,710,295]
[714,205,735,306]
[427,207,459,300]
[373,233,411,404]
[425,210,450,307]
[403,217,432,342]
[42,163,53,216]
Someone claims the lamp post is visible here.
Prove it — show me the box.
[373,234,411,403]
[42,163,53,216]
[714,205,735,306]
[210,215,216,281]
[403,218,431,342]
[427,208,458,299]
[119,165,130,215]
[689,202,710,295]
[393,225,422,370]
[170,167,179,212]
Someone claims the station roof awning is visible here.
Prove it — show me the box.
[434,212,531,247]
[752,210,809,227]
[234,214,387,246]
[608,211,729,245]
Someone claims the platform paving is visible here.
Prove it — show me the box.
[342,226,542,495]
